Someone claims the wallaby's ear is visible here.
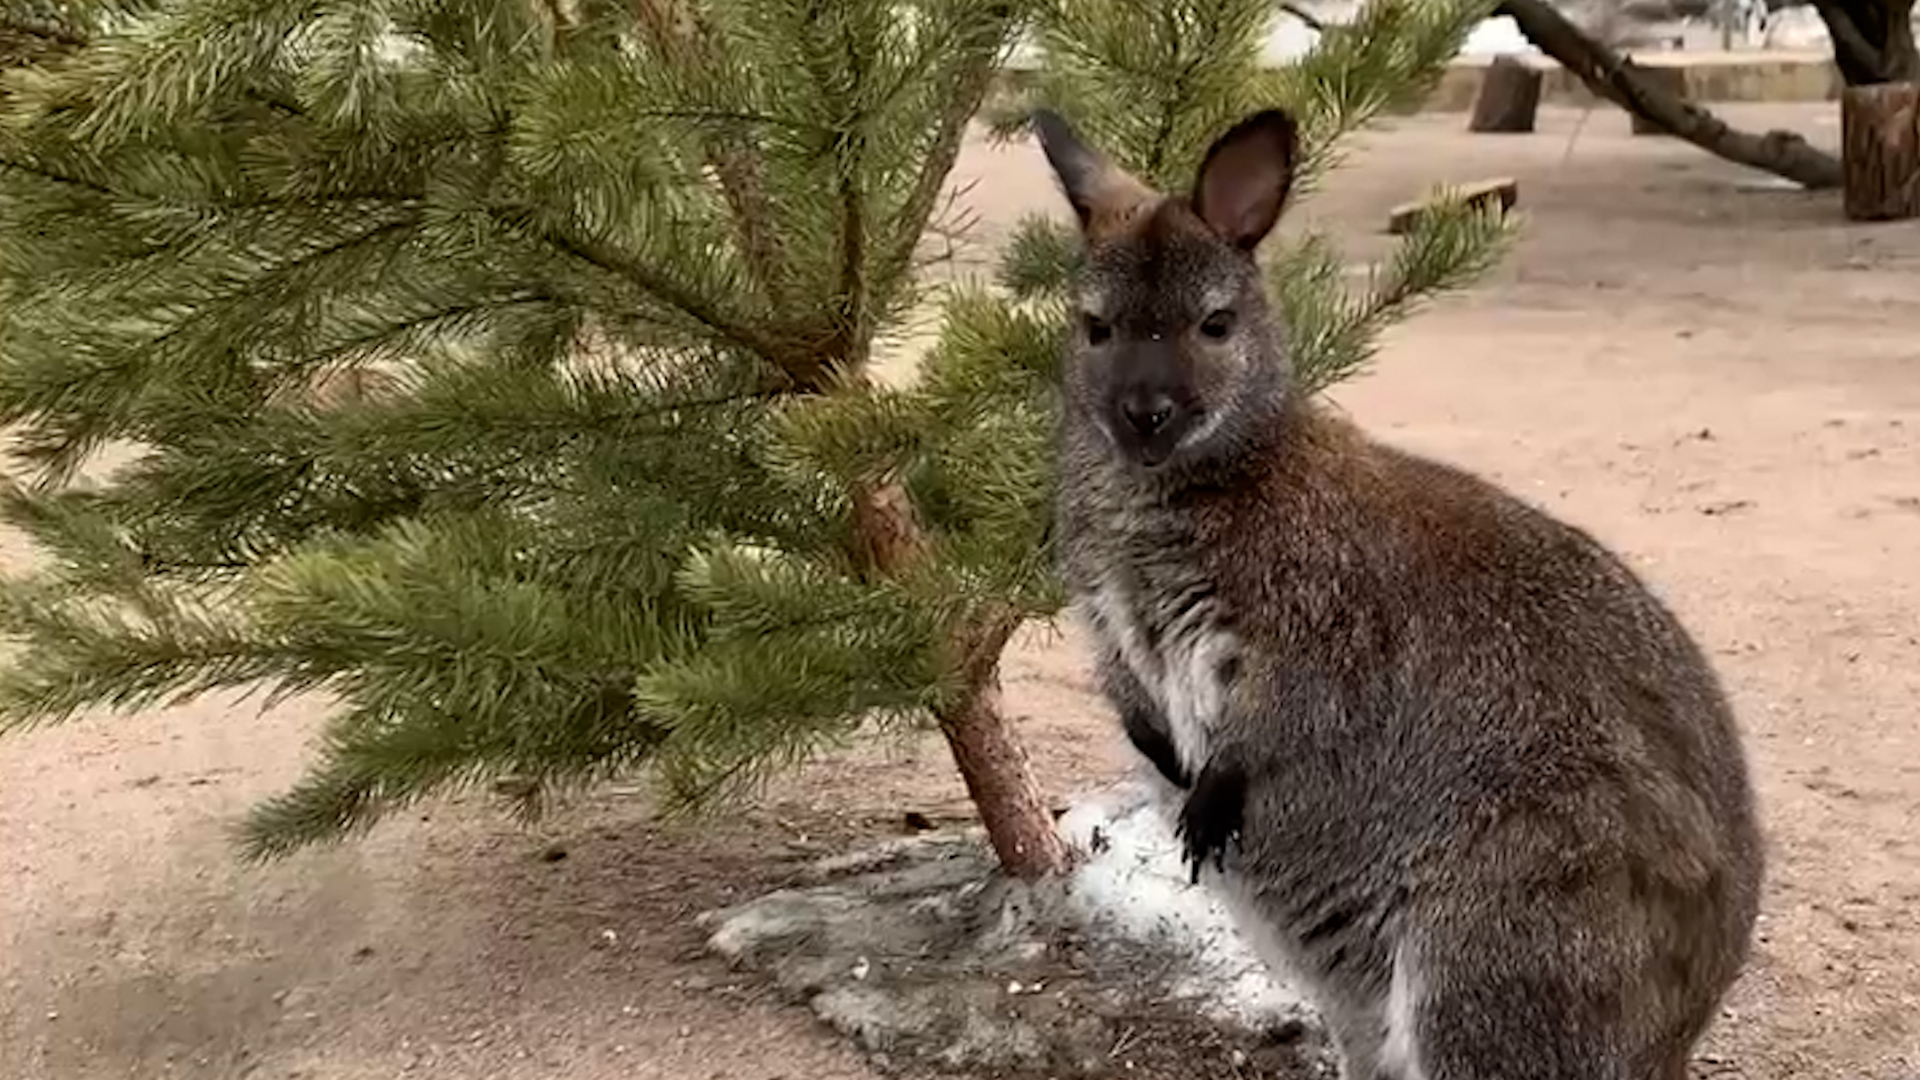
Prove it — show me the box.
[1192,109,1298,251]
[1032,108,1155,237]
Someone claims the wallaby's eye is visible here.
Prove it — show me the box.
[1199,310,1236,340]
[1084,314,1112,346]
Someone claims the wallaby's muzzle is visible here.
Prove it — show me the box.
[1109,378,1198,468]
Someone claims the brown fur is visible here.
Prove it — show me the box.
[1034,107,1763,1080]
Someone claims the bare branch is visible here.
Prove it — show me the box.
[1278,2,1328,31]
[1498,0,1842,189]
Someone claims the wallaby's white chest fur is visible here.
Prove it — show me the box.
[1082,576,1237,778]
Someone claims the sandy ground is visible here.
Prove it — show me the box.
[2,102,1917,1080]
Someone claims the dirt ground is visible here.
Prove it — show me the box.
[2,102,1917,1080]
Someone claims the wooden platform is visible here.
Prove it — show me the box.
[992,50,1845,116]
[1422,50,1842,113]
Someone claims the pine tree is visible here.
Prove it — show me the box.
[0,0,1511,872]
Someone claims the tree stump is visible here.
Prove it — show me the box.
[1626,64,1688,135]
[1841,82,1920,221]
[1470,55,1543,133]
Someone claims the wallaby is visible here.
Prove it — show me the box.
[1034,106,1763,1080]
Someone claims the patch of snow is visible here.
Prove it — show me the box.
[1013,13,1540,69]
[1262,20,1323,63]
[1459,16,1540,57]
[700,788,1330,1075]
[1055,780,1314,1030]
[1761,6,1831,49]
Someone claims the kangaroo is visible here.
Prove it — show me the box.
[1034,106,1763,1080]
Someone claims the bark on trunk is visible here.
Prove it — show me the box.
[1469,55,1543,133]
[850,481,932,576]
[850,482,1071,880]
[1497,0,1843,189]
[1841,81,1920,219]
[1625,63,1688,135]
[938,613,1072,879]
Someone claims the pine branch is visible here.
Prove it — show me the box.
[629,0,791,307]
[1276,192,1518,392]
[1141,5,1203,182]
[795,0,875,374]
[0,578,292,732]
[637,539,941,811]
[238,679,668,860]
[492,206,786,366]
[870,5,1020,305]
[996,213,1080,300]
[0,208,433,482]
[0,156,115,194]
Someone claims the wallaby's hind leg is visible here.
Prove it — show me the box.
[1315,1003,1387,1080]
[1402,981,1626,1080]
[1303,945,1427,1080]
[1384,971,1703,1080]
[1389,933,1629,1080]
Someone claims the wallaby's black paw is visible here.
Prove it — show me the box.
[1176,757,1246,884]
[1120,704,1190,789]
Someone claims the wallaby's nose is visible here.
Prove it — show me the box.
[1119,391,1177,438]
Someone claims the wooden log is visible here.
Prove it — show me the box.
[1386,177,1520,235]
[1470,55,1544,133]
[1841,81,1920,222]
[1626,63,1688,135]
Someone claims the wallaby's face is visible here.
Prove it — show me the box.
[1035,109,1299,471]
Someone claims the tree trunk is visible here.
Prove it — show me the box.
[1469,55,1543,133]
[1496,0,1842,189]
[1841,81,1920,219]
[850,482,1071,880]
[1888,6,1920,83]
[937,612,1072,878]
[730,0,1055,880]
[622,0,1055,877]
[1626,63,1688,135]
[1811,0,1920,86]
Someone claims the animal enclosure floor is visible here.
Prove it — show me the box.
[2,103,1916,1080]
